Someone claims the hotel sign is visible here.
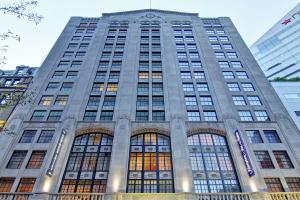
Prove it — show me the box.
[47,129,67,177]
[235,129,255,177]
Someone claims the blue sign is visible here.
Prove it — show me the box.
[235,129,255,177]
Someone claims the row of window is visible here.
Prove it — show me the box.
[223,71,248,79]
[187,111,217,121]
[83,110,114,121]
[185,96,213,106]
[227,82,255,92]
[52,71,78,79]
[215,51,238,59]
[46,82,73,92]
[136,96,164,107]
[265,177,300,192]
[31,110,63,121]
[255,150,293,169]
[138,72,163,80]
[7,150,46,169]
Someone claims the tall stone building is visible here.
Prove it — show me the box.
[0,9,299,199]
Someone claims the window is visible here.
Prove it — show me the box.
[31,110,46,121]
[39,95,53,106]
[47,110,63,121]
[103,96,116,106]
[185,36,195,42]
[63,51,74,58]
[19,130,36,143]
[184,29,193,34]
[219,36,229,42]
[79,43,89,50]
[173,30,182,35]
[66,71,78,79]
[7,151,27,169]
[16,178,36,192]
[55,95,68,106]
[187,44,197,50]
[101,52,111,60]
[4,79,12,86]
[127,133,174,193]
[83,110,97,121]
[92,83,104,92]
[223,44,233,49]
[153,111,165,121]
[37,130,54,143]
[99,61,109,68]
[83,36,92,41]
[58,61,69,68]
[60,132,112,193]
[227,52,238,58]
[26,151,46,169]
[191,61,202,68]
[109,72,120,80]
[206,29,215,34]
[177,52,187,59]
[181,72,191,79]
[137,96,149,106]
[238,111,253,121]
[264,130,281,143]
[136,111,148,121]
[175,36,184,42]
[46,82,59,91]
[100,111,113,121]
[189,52,199,59]
[254,151,274,169]
[152,83,163,92]
[152,72,162,79]
[179,61,189,68]
[61,82,74,91]
[273,151,294,169]
[246,130,263,144]
[200,96,213,106]
[264,178,284,192]
[188,133,240,193]
[204,111,217,121]
[197,83,209,92]
[285,177,300,192]
[194,71,205,79]
[219,61,229,68]
[71,61,82,68]
[185,96,197,106]
[187,111,200,121]
[52,71,64,78]
[183,83,194,92]
[75,51,86,58]
[232,96,246,105]
[236,71,248,79]
[254,111,269,121]
[231,61,243,68]
[223,71,234,79]
[139,72,148,80]
[152,96,164,106]
[75,29,84,34]
[208,36,218,42]
[107,83,118,92]
[138,83,149,93]
[242,83,255,92]
[227,83,240,91]
[87,96,101,106]
[0,177,15,192]
[211,44,221,50]
[248,96,262,106]
[72,36,81,41]
[215,52,225,58]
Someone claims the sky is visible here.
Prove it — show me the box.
[0,0,299,70]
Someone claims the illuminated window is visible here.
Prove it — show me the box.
[39,95,53,106]
[60,132,113,193]
[285,177,300,192]
[152,72,162,79]
[106,84,118,92]
[26,151,46,169]
[127,133,174,193]
[188,133,240,193]
[265,178,284,192]
[55,95,69,106]
[92,83,104,92]
[16,178,36,192]
[0,177,15,192]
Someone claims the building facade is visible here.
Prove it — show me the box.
[0,66,38,131]
[0,10,299,199]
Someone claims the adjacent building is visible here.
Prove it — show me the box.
[0,9,299,199]
[0,65,38,131]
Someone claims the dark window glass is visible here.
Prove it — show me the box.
[264,130,281,143]
[19,130,37,143]
[7,151,27,169]
[37,130,55,143]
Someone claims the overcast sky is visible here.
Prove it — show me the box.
[0,0,299,70]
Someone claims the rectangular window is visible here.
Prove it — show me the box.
[183,83,194,92]
[246,130,263,144]
[273,151,294,169]
[71,61,82,68]
[191,61,202,68]
[31,110,46,121]
[66,71,78,79]
[208,36,218,42]
[60,82,74,92]
[26,151,46,169]
[67,43,78,49]
[92,83,104,92]
[136,111,148,121]
[19,130,36,143]
[264,130,281,143]
[6,150,27,169]
[16,178,36,192]
[139,72,149,80]
[58,61,69,68]
[248,96,262,106]
[215,52,225,58]
[83,36,92,41]
[72,36,81,41]
[99,61,109,69]
[285,177,300,192]
[264,178,284,192]
[187,111,200,121]
[137,83,149,93]
[112,61,122,69]
[227,83,240,91]
[63,51,74,58]
[181,72,192,79]
[152,83,163,92]
[223,71,234,79]
[232,96,246,105]
[242,83,255,92]
[189,52,199,59]
[152,96,164,106]
[254,110,269,121]
[47,110,63,121]
[39,95,53,106]
[177,52,187,59]
[227,52,238,58]
[219,61,229,68]
[185,96,197,106]
[46,82,59,91]
[0,177,15,192]
[52,71,64,78]
[152,72,162,79]
[75,51,86,58]
[254,151,274,169]
[87,96,101,106]
[211,44,221,50]
[174,36,184,42]
[238,111,253,121]
[197,83,209,92]
[223,44,233,49]
[107,83,118,92]
[83,110,97,121]
[185,36,195,42]
[204,111,217,121]
[152,111,165,121]
[219,36,229,42]
[187,44,197,50]
[231,61,243,68]
[236,71,248,79]
[206,29,215,34]
[37,130,54,143]
[103,96,116,106]
[194,71,205,79]
[100,111,113,121]
[54,95,68,106]
[136,96,149,106]
[79,43,89,50]
[200,96,213,106]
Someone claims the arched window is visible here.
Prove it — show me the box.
[127,133,174,193]
[188,133,240,193]
[60,132,113,193]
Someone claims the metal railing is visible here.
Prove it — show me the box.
[195,193,251,200]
